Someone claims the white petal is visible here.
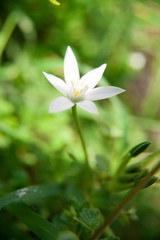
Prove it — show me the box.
[64,46,80,86]
[80,64,107,90]
[43,72,68,96]
[85,86,125,101]
[76,100,98,114]
[49,96,74,113]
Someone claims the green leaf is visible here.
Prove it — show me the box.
[57,231,79,240]
[129,141,151,157]
[142,176,158,189]
[0,183,63,210]
[78,208,100,230]
[0,11,21,59]
[8,203,58,240]
[118,169,148,183]
[112,182,134,192]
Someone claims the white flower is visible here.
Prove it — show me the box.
[43,46,125,114]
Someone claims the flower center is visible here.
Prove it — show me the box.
[75,91,79,97]
[71,81,88,99]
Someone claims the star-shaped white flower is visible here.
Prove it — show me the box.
[43,46,125,114]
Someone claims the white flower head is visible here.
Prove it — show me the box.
[43,46,125,114]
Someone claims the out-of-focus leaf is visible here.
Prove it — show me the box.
[118,169,148,183]
[0,183,63,210]
[0,121,30,142]
[96,154,109,172]
[34,58,63,71]
[111,182,134,192]
[0,11,21,59]
[125,164,141,173]
[0,65,20,81]
[57,231,79,240]
[8,203,58,240]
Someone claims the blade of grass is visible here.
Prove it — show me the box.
[0,183,63,210]
[0,11,21,60]
[8,203,58,240]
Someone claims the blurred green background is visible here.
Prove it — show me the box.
[1,0,160,239]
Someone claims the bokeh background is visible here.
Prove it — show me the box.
[1,0,160,239]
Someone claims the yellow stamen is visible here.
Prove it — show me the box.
[75,91,79,97]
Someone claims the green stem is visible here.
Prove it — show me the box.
[72,105,89,167]
[90,161,160,240]
[116,153,131,176]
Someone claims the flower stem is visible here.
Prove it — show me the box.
[90,161,160,240]
[72,105,89,167]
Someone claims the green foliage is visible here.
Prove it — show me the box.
[78,208,100,230]
[0,183,63,210]
[9,203,59,240]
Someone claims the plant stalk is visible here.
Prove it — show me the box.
[72,105,89,167]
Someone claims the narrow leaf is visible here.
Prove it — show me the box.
[0,183,63,210]
[125,164,141,173]
[8,203,58,240]
[118,169,148,183]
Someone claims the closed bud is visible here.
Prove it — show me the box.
[130,141,151,157]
